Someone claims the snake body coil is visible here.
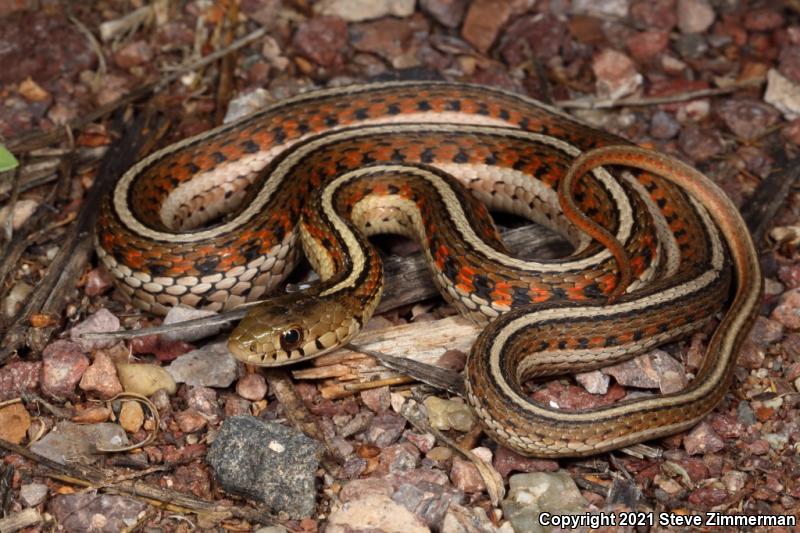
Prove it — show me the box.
[96,82,761,457]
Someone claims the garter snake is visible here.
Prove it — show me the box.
[96,82,761,457]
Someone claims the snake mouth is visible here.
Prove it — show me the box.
[227,333,264,363]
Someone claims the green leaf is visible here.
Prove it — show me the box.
[0,145,18,172]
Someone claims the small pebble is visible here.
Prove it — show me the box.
[41,340,90,400]
[426,446,453,462]
[166,342,238,388]
[69,308,121,351]
[175,409,207,433]
[19,483,48,507]
[677,0,715,34]
[684,422,725,455]
[116,363,177,396]
[450,457,485,493]
[0,403,31,444]
[79,351,123,399]
[236,373,268,401]
[3,281,33,318]
[423,396,475,432]
[118,401,144,433]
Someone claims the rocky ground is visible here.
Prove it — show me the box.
[0,0,799,532]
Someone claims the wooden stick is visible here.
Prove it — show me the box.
[0,112,157,362]
[0,508,42,533]
[555,78,763,110]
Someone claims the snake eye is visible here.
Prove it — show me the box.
[279,327,304,350]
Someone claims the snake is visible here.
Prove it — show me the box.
[95,81,762,457]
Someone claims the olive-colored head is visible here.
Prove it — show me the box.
[227,293,356,366]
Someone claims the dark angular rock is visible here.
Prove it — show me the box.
[207,416,323,518]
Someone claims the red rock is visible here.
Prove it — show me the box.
[403,431,435,453]
[771,288,800,329]
[531,381,626,410]
[498,14,569,65]
[708,413,744,440]
[84,267,114,296]
[675,457,709,482]
[648,78,709,98]
[134,335,194,362]
[575,370,610,395]
[604,349,686,393]
[79,350,123,399]
[376,441,420,474]
[236,373,268,401]
[493,446,559,478]
[186,386,218,416]
[41,340,89,399]
[568,15,606,46]
[292,16,348,68]
[360,386,390,413]
[69,308,121,351]
[688,484,728,506]
[130,334,160,355]
[676,0,715,34]
[223,394,251,417]
[420,0,467,28]
[737,338,765,369]
[747,439,770,455]
[365,412,406,448]
[778,263,800,289]
[683,422,725,455]
[114,40,154,69]
[174,409,207,434]
[754,406,774,422]
[626,30,669,62]
[779,46,800,85]
[678,126,724,162]
[592,49,641,99]
[350,14,429,67]
[170,464,212,499]
[743,8,785,31]
[469,66,519,92]
[715,100,780,141]
[0,361,40,401]
[450,457,485,493]
[630,0,677,30]
[461,0,512,54]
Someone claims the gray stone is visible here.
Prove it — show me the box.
[19,483,48,507]
[167,341,238,388]
[207,416,323,518]
[30,422,129,464]
[501,471,588,533]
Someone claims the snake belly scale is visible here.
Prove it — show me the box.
[96,82,761,457]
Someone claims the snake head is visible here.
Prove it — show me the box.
[227,292,357,366]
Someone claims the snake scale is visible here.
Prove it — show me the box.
[96,82,762,457]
